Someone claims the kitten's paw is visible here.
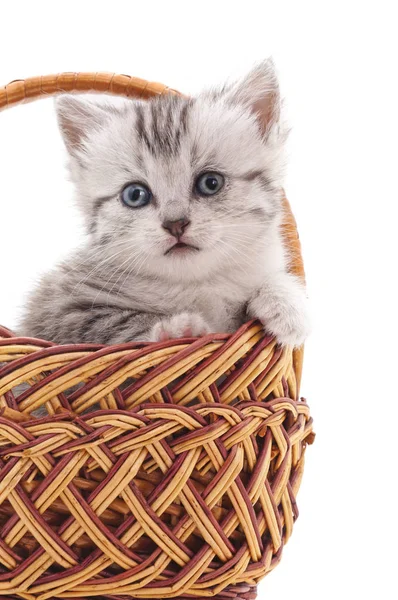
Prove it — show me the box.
[149,313,211,342]
[248,285,311,347]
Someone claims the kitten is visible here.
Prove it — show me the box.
[19,60,310,347]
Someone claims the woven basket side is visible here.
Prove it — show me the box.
[0,399,313,598]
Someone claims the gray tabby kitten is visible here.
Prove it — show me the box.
[20,60,310,347]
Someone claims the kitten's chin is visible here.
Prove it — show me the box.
[145,249,221,282]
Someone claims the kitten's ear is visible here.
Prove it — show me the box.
[55,96,115,157]
[222,59,280,136]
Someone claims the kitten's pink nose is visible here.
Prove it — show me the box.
[162,218,190,239]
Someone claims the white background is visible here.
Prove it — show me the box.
[1,1,397,598]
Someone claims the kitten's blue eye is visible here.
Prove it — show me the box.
[196,172,224,196]
[121,183,152,208]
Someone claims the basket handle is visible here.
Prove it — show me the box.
[0,71,305,387]
[0,72,178,109]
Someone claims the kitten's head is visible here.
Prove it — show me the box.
[56,60,287,282]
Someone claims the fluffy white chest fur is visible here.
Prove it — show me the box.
[137,273,257,333]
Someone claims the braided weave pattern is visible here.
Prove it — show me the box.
[0,322,314,599]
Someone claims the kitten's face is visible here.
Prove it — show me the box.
[58,61,285,282]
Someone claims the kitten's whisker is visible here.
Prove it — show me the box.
[218,232,264,245]
[69,246,131,297]
[212,238,244,270]
[113,246,155,299]
[116,257,145,298]
[89,262,132,309]
[70,252,127,294]
[105,254,140,305]
[218,240,255,267]
[210,221,266,229]
[112,249,152,301]
[61,239,133,277]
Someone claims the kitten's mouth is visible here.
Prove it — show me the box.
[165,242,200,255]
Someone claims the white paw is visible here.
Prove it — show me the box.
[149,312,211,342]
[248,277,311,347]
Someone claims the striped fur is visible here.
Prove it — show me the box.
[20,60,310,347]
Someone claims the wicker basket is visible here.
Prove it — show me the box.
[0,73,314,600]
